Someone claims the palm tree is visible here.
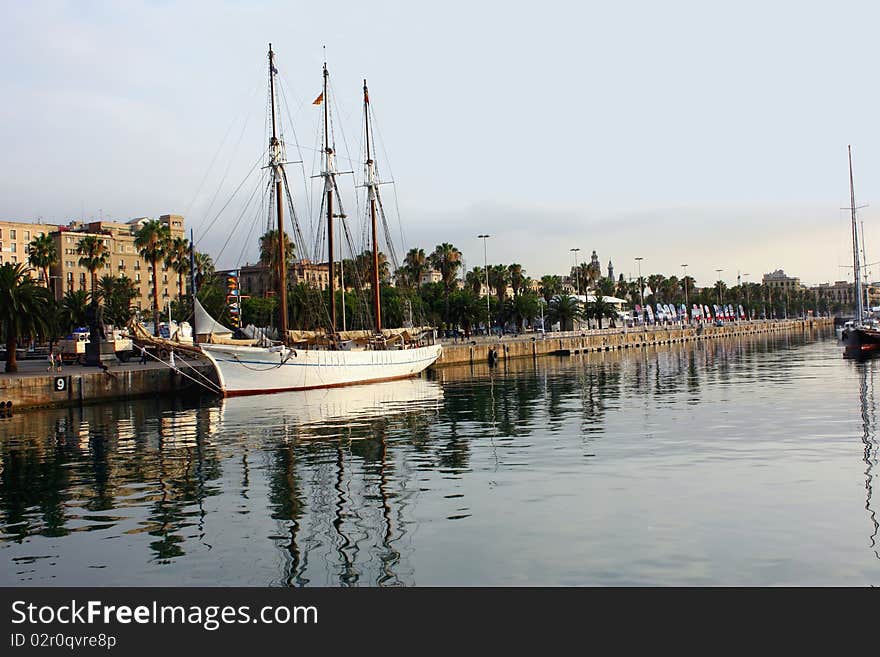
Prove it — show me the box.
[134,219,171,335]
[548,294,582,332]
[508,263,526,297]
[402,248,428,289]
[465,266,485,296]
[102,275,138,327]
[165,236,191,301]
[510,291,540,332]
[429,243,462,318]
[0,263,53,372]
[258,229,294,290]
[194,251,215,288]
[596,277,616,297]
[76,235,110,300]
[488,264,509,308]
[646,274,666,303]
[27,232,57,292]
[539,275,563,305]
[587,295,618,329]
[59,289,90,333]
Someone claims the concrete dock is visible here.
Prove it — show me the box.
[0,354,217,412]
[433,317,833,366]
[0,318,832,413]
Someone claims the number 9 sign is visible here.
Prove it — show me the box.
[53,376,66,392]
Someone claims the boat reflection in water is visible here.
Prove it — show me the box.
[216,376,443,440]
[215,376,443,586]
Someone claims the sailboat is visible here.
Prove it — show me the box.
[842,145,880,359]
[199,46,442,395]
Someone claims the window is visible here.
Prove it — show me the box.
[10,229,16,239]
[11,255,17,263]
[66,236,72,244]
[135,273,141,282]
[10,243,15,253]
[24,231,30,240]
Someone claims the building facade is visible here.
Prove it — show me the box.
[227,259,336,298]
[1,215,185,311]
[762,269,802,291]
[0,220,61,279]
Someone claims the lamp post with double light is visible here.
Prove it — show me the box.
[681,264,688,323]
[478,234,490,334]
[570,248,581,295]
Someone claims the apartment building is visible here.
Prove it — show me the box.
[1,215,185,311]
[0,220,61,281]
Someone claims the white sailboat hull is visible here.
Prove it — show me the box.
[200,343,443,396]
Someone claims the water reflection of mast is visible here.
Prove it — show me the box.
[858,364,880,559]
[333,444,358,585]
[377,431,402,586]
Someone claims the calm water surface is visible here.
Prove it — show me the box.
[2,328,879,586]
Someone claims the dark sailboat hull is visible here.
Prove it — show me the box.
[843,327,880,359]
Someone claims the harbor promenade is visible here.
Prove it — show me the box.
[433,317,833,366]
[0,317,832,413]
[0,352,216,413]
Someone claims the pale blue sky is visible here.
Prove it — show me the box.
[3,0,880,287]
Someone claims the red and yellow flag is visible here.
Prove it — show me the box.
[312,92,323,105]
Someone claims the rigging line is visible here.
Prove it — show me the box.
[212,173,266,266]
[280,167,313,269]
[277,75,314,233]
[234,178,273,268]
[196,92,259,235]
[183,81,261,220]
[194,148,267,246]
[367,104,409,264]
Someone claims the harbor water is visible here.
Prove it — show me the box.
[2,327,879,586]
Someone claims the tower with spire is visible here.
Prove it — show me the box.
[607,259,614,281]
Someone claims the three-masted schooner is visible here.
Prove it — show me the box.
[199,45,442,395]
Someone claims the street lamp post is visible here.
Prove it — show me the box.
[570,248,581,295]
[635,257,644,309]
[680,264,688,323]
[478,234,490,334]
[743,273,750,319]
[715,268,724,306]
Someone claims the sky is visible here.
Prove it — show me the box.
[3,0,880,288]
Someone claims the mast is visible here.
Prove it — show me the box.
[850,145,864,324]
[364,79,382,333]
[269,44,289,337]
[324,62,336,335]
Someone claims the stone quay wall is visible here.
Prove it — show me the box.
[0,362,217,413]
[433,318,833,367]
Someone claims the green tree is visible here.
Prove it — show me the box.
[539,275,563,305]
[0,263,53,372]
[508,263,526,297]
[194,251,215,289]
[134,219,171,336]
[429,243,462,321]
[259,229,294,290]
[98,275,138,327]
[465,266,485,296]
[59,290,90,334]
[509,291,540,331]
[401,247,428,289]
[27,232,57,291]
[586,295,618,329]
[488,264,509,309]
[548,294,582,332]
[76,235,110,301]
[165,237,191,302]
[596,277,616,297]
